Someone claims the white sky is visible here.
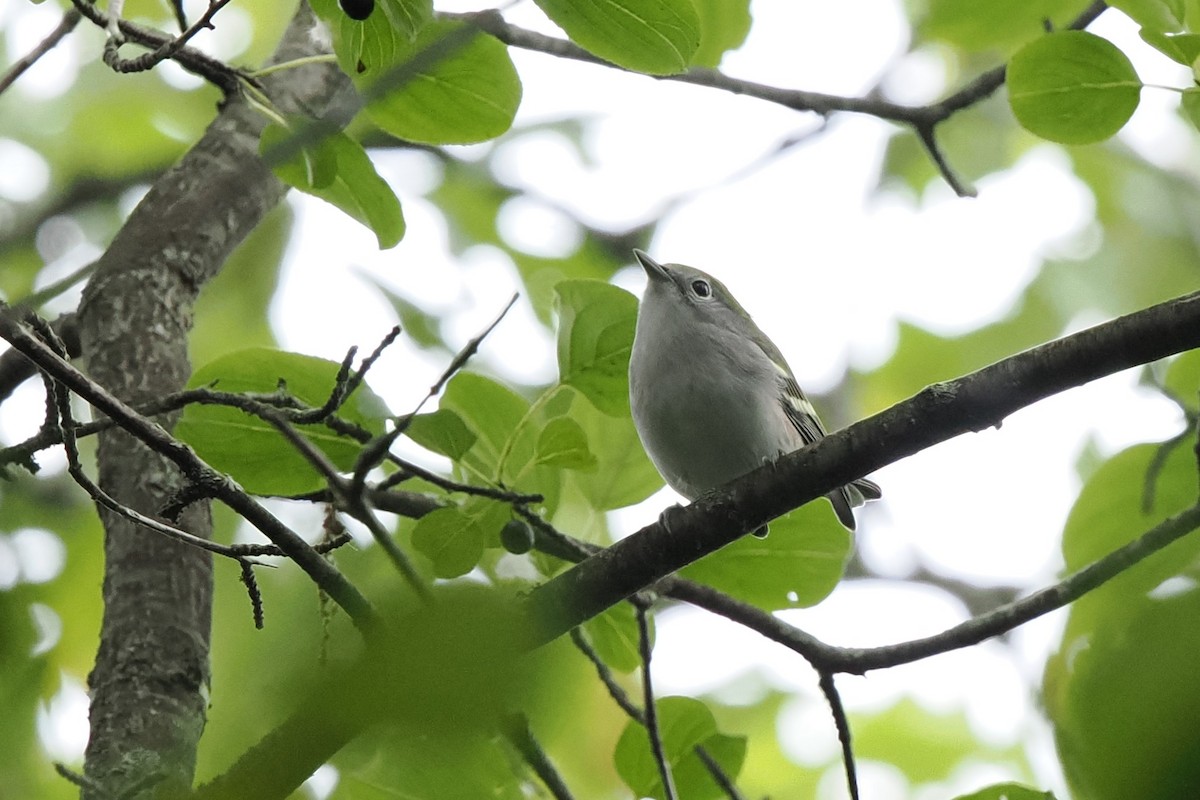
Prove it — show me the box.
[2,1,1196,797]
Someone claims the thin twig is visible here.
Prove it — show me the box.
[68,0,245,93]
[818,671,859,800]
[560,627,753,800]
[0,9,82,96]
[570,627,644,719]
[351,293,519,496]
[502,714,576,800]
[452,1,1108,197]
[0,304,381,634]
[102,0,233,75]
[54,762,111,799]
[256,404,430,600]
[637,604,678,800]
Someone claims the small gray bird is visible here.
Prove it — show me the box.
[628,250,880,533]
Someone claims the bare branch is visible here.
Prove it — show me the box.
[101,0,234,76]
[637,603,678,800]
[351,293,520,495]
[0,9,82,96]
[570,626,745,799]
[67,0,246,92]
[502,714,576,800]
[0,303,381,634]
[818,672,859,800]
[453,1,1109,196]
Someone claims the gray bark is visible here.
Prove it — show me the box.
[77,7,355,797]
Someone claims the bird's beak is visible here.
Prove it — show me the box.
[633,249,671,283]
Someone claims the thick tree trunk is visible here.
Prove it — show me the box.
[77,7,354,797]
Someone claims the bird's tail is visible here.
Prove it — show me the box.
[829,478,882,531]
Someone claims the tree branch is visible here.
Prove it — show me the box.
[454,1,1109,197]
[526,289,1200,645]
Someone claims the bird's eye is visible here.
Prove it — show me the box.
[691,279,711,298]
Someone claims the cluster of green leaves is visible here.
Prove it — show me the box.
[268,0,750,250]
[1006,3,1200,144]
[173,273,854,797]
[1044,354,1200,800]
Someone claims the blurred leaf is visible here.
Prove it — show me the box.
[361,20,522,145]
[512,242,631,325]
[438,371,531,482]
[1046,442,1200,800]
[953,783,1056,800]
[406,408,478,461]
[1139,29,1200,64]
[858,288,1061,414]
[581,602,648,673]
[1181,87,1200,132]
[534,0,700,75]
[1008,32,1142,144]
[554,279,638,417]
[410,504,485,578]
[567,390,663,510]
[615,696,746,800]
[334,728,525,799]
[535,416,597,470]
[854,698,1029,785]
[176,349,390,495]
[1060,442,1196,572]
[262,124,405,248]
[680,503,851,609]
[876,96,1017,196]
[1164,349,1200,408]
[691,0,751,67]
[191,204,290,366]
[1110,0,1185,32]
[921,0,1091,54]
[364,277,448,350]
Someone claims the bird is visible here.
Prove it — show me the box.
[628,249,880,535]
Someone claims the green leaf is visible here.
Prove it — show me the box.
[361,20,523,145]
[535,416,597,470]
[176,349,390,495]
[262,124,405,249]
[435,374,563,513]
[410,505,485,578]
[1110,0,1185,33]
[554,279,638,417]
[953,784,1056,800]
[614,696,746,800]
[1164,349,1200,408]
[680,503,851,610]
[690,0,751,67]
[854,698,1028,786]
[310,0,433,73]
[1181,87,1200,133]
[581,603,648,673]
[567,391,663,510]
[405,408,477,461]
[534,0,700,75]
[1008,31,1142,144]
[922,0,1092,54]
[438,372,531,482]
[1060,442,1196,572]
[1045,442,1200,800]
